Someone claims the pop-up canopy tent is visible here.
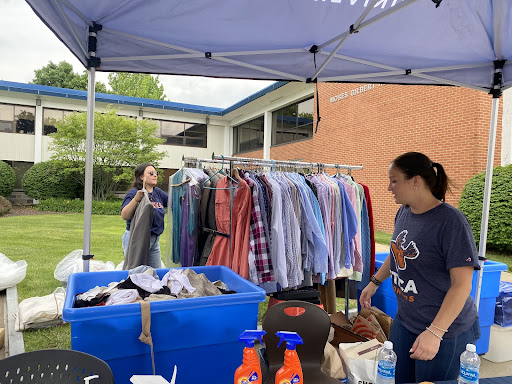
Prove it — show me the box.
[26,0,511,305]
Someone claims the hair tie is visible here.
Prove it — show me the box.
[432,162,438,168]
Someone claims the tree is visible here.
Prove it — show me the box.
[31,61,108,93]
[108,73,167,100]
[49,108,165,200]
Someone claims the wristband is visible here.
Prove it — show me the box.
[370,275,382,286]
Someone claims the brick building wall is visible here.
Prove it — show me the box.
[237,83,503,233]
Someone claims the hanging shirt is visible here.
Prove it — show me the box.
[263,174,288,289]
[243,172,274,284]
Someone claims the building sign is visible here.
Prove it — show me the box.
[330,83,385,103]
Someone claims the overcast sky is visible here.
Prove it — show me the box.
[0,0,275,108]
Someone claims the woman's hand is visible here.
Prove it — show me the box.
[135,189,144,203]
[409,330,442,360]
[359,283,378,308]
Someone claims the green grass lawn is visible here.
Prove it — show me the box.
[0,213,140,351]
[1,213,510,352]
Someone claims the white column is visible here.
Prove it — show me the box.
[263,110,272,160]
[34,100,43,164]
[501,88,512,166]
[224,122,231,156]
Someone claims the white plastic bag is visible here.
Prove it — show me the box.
[338,340,382,384]
[54,249,116,284]
[13,287,66,331]
[0,253,27,290]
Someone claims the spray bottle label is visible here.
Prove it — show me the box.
[237,371,259,384]
[278,373,301,384]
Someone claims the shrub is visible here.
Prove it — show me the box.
[22,160,82,200]
[37,197,123,215]
[458,164,512,252]
[0,161,15,197]
[0,195,12,215]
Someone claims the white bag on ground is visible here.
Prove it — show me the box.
[54,249,115,284]
[0,253,27,290]
[339,339,382,384]
[14,287,66,331]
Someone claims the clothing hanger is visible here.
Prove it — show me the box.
[202,155,239,190]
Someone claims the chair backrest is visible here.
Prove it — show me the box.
[262,300,340,384]
[0,349,114,384]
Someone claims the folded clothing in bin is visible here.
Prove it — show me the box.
[495,281,512,327]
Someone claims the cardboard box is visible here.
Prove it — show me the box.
[0,328,4,347]
[329,311,369,347]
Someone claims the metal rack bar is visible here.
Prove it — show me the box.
[212,154,363,172]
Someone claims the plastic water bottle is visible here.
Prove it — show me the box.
[458,343,480,384]
[376,341,397,384]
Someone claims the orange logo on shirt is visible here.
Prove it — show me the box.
[391,230,419,270]
[152,202,163,209]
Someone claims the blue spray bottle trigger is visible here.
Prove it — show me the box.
[239,330,266,348]
[276,331,303,350]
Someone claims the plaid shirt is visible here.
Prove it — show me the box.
[243,172,274,283]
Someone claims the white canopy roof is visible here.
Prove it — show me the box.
[27,0,511,93]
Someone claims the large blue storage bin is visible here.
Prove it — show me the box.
[63,266,266,384]
[371,252,506,354]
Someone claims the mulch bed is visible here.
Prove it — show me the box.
[0,205,60,218]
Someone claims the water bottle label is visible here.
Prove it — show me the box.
[377,363,395,379]
[460,366,478,383]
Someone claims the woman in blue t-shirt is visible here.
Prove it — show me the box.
[121,163,168,268]
[360,152,480,384]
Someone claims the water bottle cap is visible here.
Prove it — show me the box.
[384,341,393,350]
[466,343,476,353]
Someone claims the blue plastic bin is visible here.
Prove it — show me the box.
[371,252,506,354]
[63,266,266,384]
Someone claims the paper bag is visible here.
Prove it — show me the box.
[339,339,383,384]
[359,306,393,338]
[352,313,388,343]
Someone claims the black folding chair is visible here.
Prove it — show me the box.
[0,349,114,383]
[262,300,340,384]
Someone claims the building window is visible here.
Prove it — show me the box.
[159,121,207,148]
[43,108,72,135]
[272,98,314,146]
[15,105,35,134]
[233,116,264,154]
[0,104,35,134]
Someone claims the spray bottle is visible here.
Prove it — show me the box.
[234,330,266,384]
[275,331,304,384]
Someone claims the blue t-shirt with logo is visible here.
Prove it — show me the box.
[389,203,479,338]
[121,187,168,236]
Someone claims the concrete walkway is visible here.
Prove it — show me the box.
[374,243,512,378]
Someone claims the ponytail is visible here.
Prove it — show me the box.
[431,162,450,201]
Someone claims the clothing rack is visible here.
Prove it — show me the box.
[182,155,364,316]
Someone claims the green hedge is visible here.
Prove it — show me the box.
[0,195,12,215]
[459,164,512,252]
[37,198,123,215]
[22,160,82,200]
[0,161,15,197]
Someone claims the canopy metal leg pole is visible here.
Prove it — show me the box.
[83,67,96,273]
[474,97,500,310]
